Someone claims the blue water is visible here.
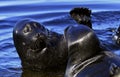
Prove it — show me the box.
[0,1,120,77]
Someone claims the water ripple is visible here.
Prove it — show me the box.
[0,2,120,77]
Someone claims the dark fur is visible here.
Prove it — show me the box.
[113,26,120,45]
[70,7,92,28]
[64,25,120,77]
[13,19,68,72]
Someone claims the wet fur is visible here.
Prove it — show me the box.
[70,7,92,28]
[13,19,68,71]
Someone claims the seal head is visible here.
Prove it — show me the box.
[64,25,101,60]
[13,19,67,71]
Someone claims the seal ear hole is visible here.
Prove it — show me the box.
[23,24,32,33]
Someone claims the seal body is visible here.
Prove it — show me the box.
[64,25,120,77]
[13,19,68,71]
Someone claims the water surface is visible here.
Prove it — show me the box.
[0,1,120,77]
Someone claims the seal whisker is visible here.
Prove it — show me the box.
[40,47,47,54]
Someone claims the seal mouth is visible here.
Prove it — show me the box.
[30,38,46,53]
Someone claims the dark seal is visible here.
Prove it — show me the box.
[113,25,120,45]
[70,7,92,28]
[13,19,68,72]
[64,25,120,77]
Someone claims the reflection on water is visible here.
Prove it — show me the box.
[0,1,120,77]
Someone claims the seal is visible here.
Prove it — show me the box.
[113,25,120,45]
[13,19,68,71]
[21,69,64,77]
[64,25,120,77]
[70,7,92,28]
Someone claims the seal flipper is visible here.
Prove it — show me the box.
[70,7,92,28]
[110,63,120,77]
[113,25,120,45]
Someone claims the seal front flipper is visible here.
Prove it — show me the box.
[110,63,120,77]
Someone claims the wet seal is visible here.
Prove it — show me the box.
[113,25,120,45]
[13,19,68,71]
[64,25,120,77]
[70,7,92,28]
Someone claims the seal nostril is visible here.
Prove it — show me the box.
[35,33,40,38]
[37,33,40,37]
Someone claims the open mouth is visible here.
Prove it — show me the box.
[29,38,46,53]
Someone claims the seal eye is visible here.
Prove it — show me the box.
[33,23,45,31]
[23,24,32,33]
